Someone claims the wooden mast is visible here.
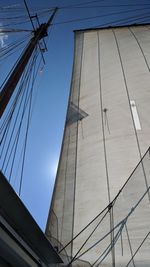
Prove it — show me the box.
[0,7,58,118]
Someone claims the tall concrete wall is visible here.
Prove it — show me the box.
[46,25,150,266]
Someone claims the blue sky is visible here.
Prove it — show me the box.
[1,0,150,231]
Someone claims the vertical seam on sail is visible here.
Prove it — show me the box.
[112,28,150,202]
[71,32,84,258]
[60,127,71,244]
[97,31,111,209]
[97,31,116,267]
[129,26,150,72]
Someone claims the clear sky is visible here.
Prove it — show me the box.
[1,0,150,231]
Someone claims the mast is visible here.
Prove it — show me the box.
[0,7,58,118]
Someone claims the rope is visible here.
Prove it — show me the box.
[5,61,33,179]
[58,204,109,254]
[60,1,150,9]
[82,183,150,265]
[58,146,149,258]
[125,224,136,267]
[126,231,150,267]
[77,218,125,263]
[89,13,150,30]
[66,209,109,267]
[1,59,33,173]
[94,222,125,266]
[19,50,38,195]
[54,8,150,25]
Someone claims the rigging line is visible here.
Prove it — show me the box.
[29,58,44,119]
[0,15,29,20]
[0,81,26,156]
[59,147,150,256]
[26,7,57,18]
[54,8,150,25]
[94,12,150,29]
[2,19,31,27]
[0,42,29,64]
[66,209,109,267]
[76,218,125,261]
[28,57,43,115]
[112,28,150,203]
[11,141,24,187]
[95,226,124,266]
[60,4,150,9]
[0,35,31,56]
[0,120,11,159]
[23,0,35,30]
[0,37,31,62]
[8,68,33,181]
[0,37,33,135]
[126,231,150,267]
[0,58,32,158]
[0,33,31,53]
[0,4,24,9]
[92,224,124,266]
[97,30,115,267]
[58,204,109,253]
[0,8,26,13]
[59,147,150,255]
[0,96,20,141]
[2,50,37,171]
[19,49,38,195]
[1,56,34,175]
[0,37,32,91]
[125,224,136,267]
[77,183,150,262]
[60,0,150,8]
[2,75,30,176]
[0,53,31,137]
[0,40,28,58]
[0,29,32,33]
[0,7,25,13]
[13,51,41,188]
[7,52,38,182]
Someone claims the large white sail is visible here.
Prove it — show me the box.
[46,25,150,267]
